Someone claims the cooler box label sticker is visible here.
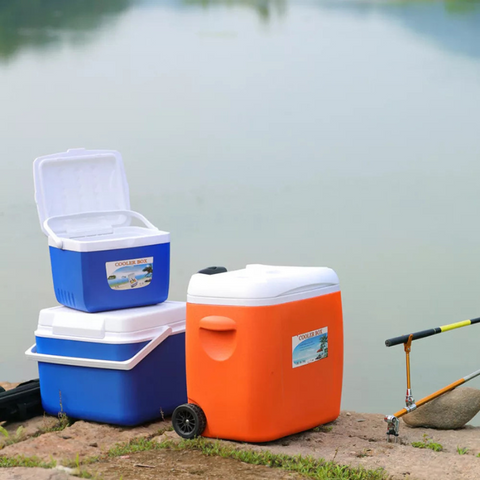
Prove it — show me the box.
[106,257,153,290]
[292,327,328,368]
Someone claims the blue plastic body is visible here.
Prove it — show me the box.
[36,333,187,426]
[49,243,170,313]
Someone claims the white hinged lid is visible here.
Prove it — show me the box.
[33,149,169,252]
[35,301,186,344]
[187,264,340,307]
[34,148,130,235]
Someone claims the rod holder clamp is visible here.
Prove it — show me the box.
[405,403,417,413]
[385,415,400,442]
[405,389,415,407]
[404,335,413,354]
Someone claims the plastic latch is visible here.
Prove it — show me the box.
[197,266,228,275]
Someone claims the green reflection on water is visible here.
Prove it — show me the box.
[0,0,132,60]
[0,0,480,63]
[444,0,480,14]
[183,0,287,21]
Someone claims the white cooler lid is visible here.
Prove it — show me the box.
[35,301,186,344]
[33,148,169,252]
[187,264,340,307]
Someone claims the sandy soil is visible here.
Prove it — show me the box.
[91,448,302,480]
[247,411,480,480]
[2,410,480,479]
[2,381,480,480]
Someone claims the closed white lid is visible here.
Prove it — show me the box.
[187,264,339,306]
[33,149,169,252]
[34,148,130,235]
[35,301,186,344]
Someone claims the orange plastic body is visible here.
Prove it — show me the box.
[186,291,343,442]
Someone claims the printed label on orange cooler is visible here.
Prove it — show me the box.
[292,327,328,368]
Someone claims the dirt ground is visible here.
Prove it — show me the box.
[90,449,303,480]
[3,382,480,479]
[3,412,480,480]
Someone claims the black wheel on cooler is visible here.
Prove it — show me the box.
[172,403,206,439]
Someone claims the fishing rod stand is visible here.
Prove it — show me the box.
[404,335,415,406]
[385,335,416,441]
[384,317,480,443]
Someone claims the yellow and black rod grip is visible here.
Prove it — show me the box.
[385,317,480,347]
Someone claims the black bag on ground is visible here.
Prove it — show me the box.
[0,379,43,423]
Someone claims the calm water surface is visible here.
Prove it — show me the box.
[1,0,480,420]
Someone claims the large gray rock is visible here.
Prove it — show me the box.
[403,387,480,429]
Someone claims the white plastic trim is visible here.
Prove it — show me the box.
[25,326,172,371]
[187,284,340,307]
[44,210,159,249]
[36,302,185,340]
[34,321,185,344]
[187,265,339,301]
[34,149,130,236]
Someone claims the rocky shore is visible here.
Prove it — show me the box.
[2,382,480,479]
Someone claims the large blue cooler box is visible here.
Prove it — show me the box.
[33,148,170,313]
[26,302,187,426]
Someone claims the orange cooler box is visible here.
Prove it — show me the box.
[174,264,343,443]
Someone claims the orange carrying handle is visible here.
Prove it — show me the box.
[199,316,237,332]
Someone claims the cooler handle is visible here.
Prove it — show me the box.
[24,326,172,371]
[199,316,237,332]
[43,210,158,249]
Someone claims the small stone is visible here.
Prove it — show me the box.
[89,443,98,448]
[54,466,77,474]
[346,412,352,416]
[357,419,366,422]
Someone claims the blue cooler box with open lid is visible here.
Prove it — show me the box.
[25,301,187,426]
[33,148,170,313]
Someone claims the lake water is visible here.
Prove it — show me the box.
[1,0,480,421]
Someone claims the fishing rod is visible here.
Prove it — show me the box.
[384,316,480,441]
[385,367,480,440]
[385,317,480,347]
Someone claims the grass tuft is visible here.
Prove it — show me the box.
[107,436,388,479]
[71,469,97,478]
[411,434,443,452]
[0,426,27,448]
[33,413,73,438]
[0,455,56,468]
[313,425,333,433]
